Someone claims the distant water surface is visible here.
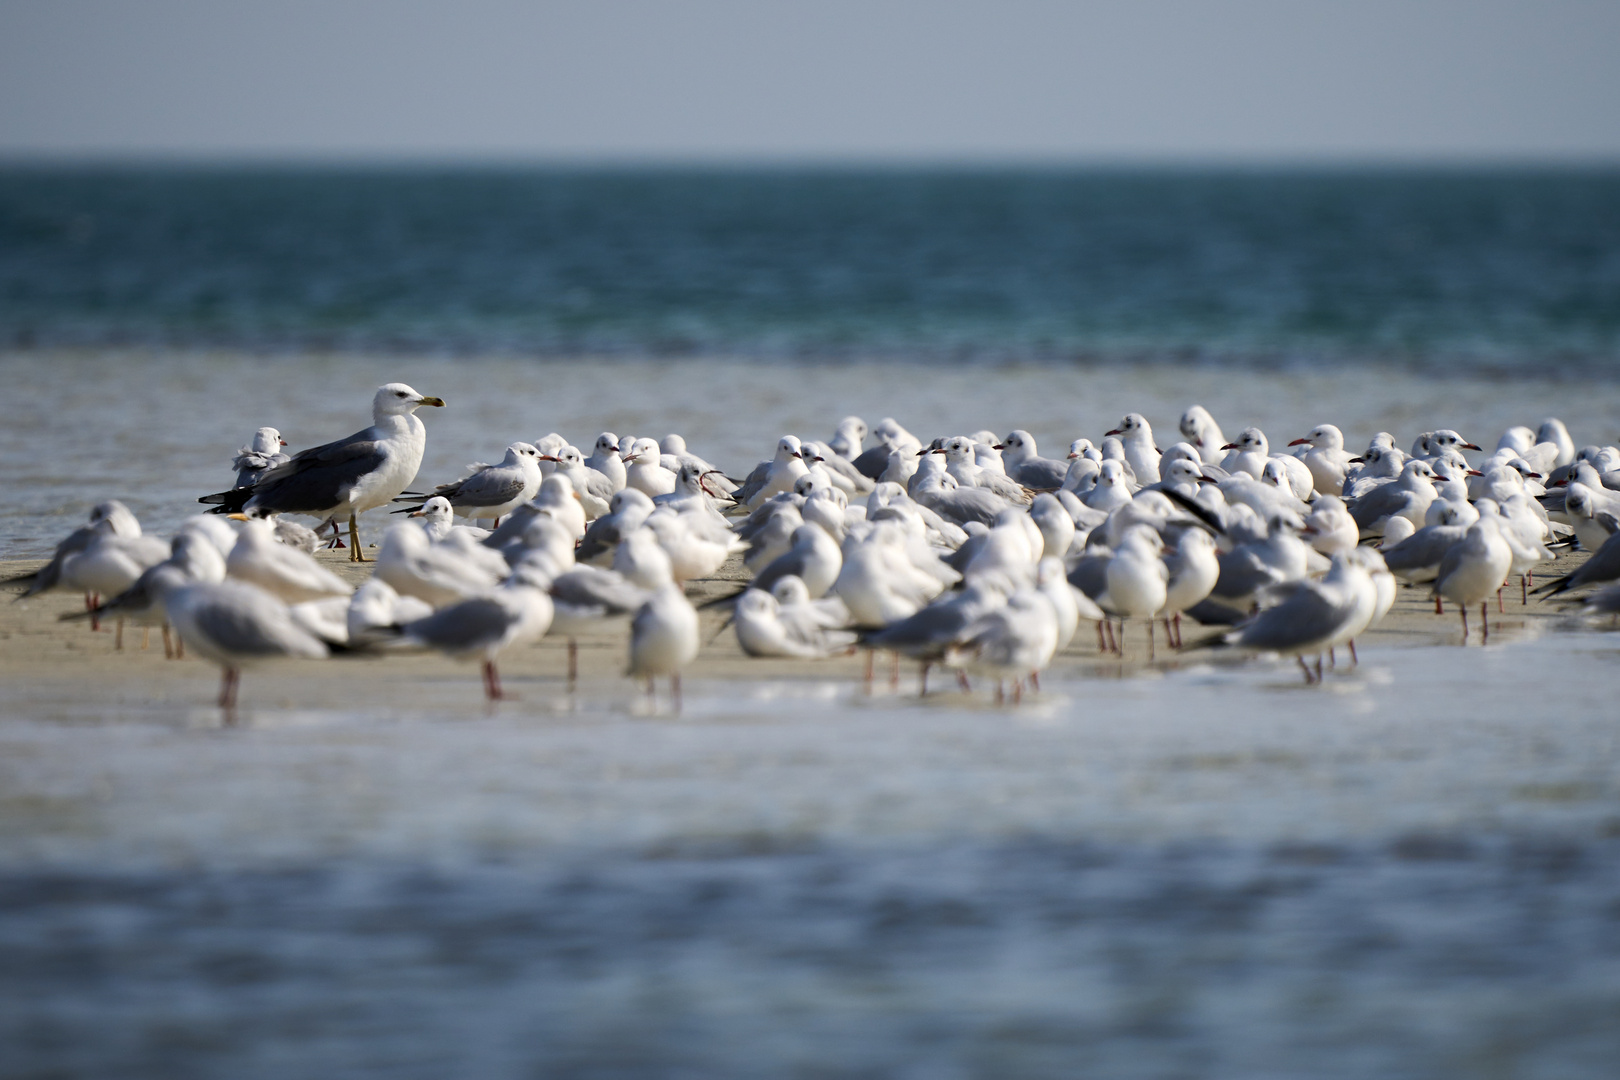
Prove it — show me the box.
[3,166,1619,369]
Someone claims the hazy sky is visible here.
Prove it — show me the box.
[2,0,1617,163]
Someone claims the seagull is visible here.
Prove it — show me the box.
[997,430,1069,490]
[584,432,629,493]
[1219,428,1271,480]
[628,582,700,709]
[1202,551,1377,682]
[375,521,504,607]
[58,530,228,655]
[543,445,616,517]
[623,438,679,498]
[733,588,858,659]
[1433,518,1513,641]
[577,488,657,565]
[828,416,868,461]
[346,578,433,646]
[1179,405,1227,465]
[833,521,953,628]
[1348,459,1440,538]
[1104,414,1162,485]
[231,427,290,488]
[748,522,842,597]
[396,566,555,701]
[160,579,331,709]
[393,443,542,526]
[936,437,1031,503]
[1100,525,1169,658]
[851,418,920,479]
[6,501,151,618]
[944,589,1060,702]
[1288,424,1355,496]
[739,436,810,507]
[403,496,491,543]
[224,515,352,604]
[200,383,444,561]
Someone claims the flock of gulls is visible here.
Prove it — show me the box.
[8,381,1620,710]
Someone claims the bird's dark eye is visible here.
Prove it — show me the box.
[396,391,406,397]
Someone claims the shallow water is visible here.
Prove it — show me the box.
[1,631,1618,1077]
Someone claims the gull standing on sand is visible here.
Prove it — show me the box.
[393,443,542,526]
[628,581,700,709]
[1204,551,1377,683]
[200,383,445,561]
[60,530,228,654]
[396,564,555,701]
[161,579,331,709]
[6,501,163,623]
[1433,518,1513,641]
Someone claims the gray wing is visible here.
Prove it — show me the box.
[1065,555,1109,600]
[191,598,316,658]
[234,429,391,515]
[583,467,618,502]
[1211,551,1282,601]
[1015,458,1069,490]
[751,550,811,594]
[481,503,544,551]
[1380,527,1463,573]
[550,568,646,614]
[925,488,1004,527]
[577,514,625,564]
[851,445,892,480]
[865,597,974,656]
[1233,583,1353,651]
[735,496,800,541]
[9,524,98,596]
[736,460,773,504]
[1349,484,1412,529]
[405,597,513,651]
[442,468,529,509]
[1558,529,1620,592]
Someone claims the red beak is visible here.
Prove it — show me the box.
[992,444,1006,451]
[1104,428,1122,437]
[1220,443,1238,451]
[1287,438,1311,446]
[279,439,288,446]
[1466,469,1483,476]
[1462,443,1482,451]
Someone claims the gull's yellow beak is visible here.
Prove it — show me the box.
[418,396,445,407]
[227,513,250,521]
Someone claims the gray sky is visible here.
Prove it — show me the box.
[2,0,1618,163]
